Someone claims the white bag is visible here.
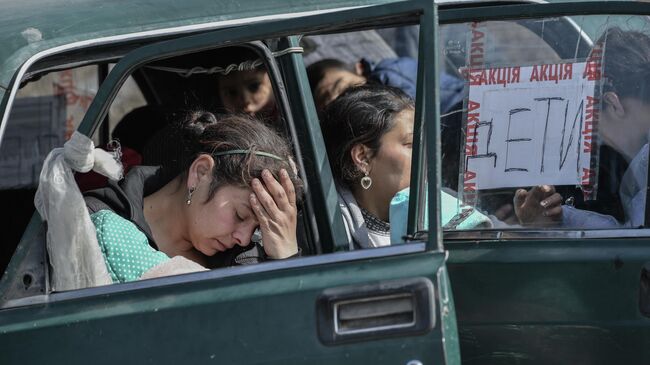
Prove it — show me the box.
[34,132,123,291]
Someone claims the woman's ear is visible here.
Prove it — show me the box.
[603,91,626,118]
[187,154,215,189]
[350,144,371,174]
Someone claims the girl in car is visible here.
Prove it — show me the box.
[85,111,302,282]
[215,48,278,125]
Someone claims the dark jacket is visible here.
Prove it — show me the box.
[363,56,465,113]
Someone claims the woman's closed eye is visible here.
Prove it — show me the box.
[236,208,255,223]
[403,134,414,147]
[235,211,245,222]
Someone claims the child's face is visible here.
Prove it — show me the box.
[218,69,275,116]
[314,69,366,111]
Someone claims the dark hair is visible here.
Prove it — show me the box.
[160,111,303,203]
[320,84,414,189]
[306,58,355,93]
[598,27,650,103]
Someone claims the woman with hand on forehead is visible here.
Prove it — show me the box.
[87,111,302,282]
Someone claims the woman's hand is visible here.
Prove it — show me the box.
[250,168,298,259]
[514,185,563,226]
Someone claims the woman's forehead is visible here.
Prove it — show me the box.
[392,108,415,131]
[215,185,252,204]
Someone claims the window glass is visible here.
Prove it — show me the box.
[0,64,144,280]
[108,64,147,132]
[2,66,145,191]
[0,65,100,279]
[436,15,650,232]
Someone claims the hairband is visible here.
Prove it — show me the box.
[213,149,284,161]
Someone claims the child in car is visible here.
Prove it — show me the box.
[215,48,278,124]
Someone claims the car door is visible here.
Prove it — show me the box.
[436,2,650,364]
[0,1,460,364]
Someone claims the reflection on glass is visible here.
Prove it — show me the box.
[437,15,650,231]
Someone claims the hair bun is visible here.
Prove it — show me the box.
[183,111,217,138]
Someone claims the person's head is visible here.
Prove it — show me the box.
[320,84,415,217]
[597,27,650,161]
[215,47,275,117]
[307,58,367,112]
[217,67,275,116]
[163,111,302,255]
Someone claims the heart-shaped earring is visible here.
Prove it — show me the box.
[360,173,372,190]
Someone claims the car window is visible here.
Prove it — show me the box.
[431,14,650,235]
[304,25,422,247]
[0,3,434,304]
[0,39,318,299]
[0,65,144,280]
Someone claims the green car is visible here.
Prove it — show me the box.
[0,0,649,364]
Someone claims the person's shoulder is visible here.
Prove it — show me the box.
[91,209,149,245]
[90,209,138,234]
[91,209,169,283]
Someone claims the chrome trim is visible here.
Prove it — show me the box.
[333,293,416,335]
[0,5,366,149]
[443,228,650,241]
[437,266,452,365]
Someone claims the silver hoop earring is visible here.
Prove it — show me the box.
[186,186,196,205]
[360,173,372,190]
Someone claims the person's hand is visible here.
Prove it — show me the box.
[514,185,563,226]
[493,203,519,225]
[250,168,298,259]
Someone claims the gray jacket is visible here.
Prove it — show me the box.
[337,186,391,249]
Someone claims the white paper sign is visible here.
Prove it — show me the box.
[463,62,600,191]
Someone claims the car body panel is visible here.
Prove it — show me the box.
[0,249,449,364]
[447,237,650,364]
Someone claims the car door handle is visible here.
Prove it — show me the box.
[317,277,435,345]
[335,293,416,334]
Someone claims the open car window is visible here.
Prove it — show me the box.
[434,13,650,236]
[0,64,145,286]
[0,0,440,307]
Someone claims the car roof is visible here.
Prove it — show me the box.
[0,0,387,87]
[16,0,643,89]
[0,0,554,88]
